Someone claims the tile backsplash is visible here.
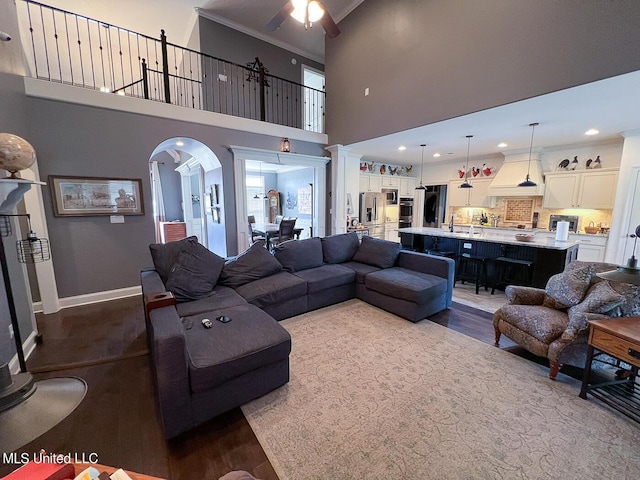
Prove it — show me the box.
[449,197,612,232]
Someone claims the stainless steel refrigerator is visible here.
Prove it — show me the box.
[360,192,385,239]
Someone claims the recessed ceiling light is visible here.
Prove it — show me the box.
[176,140,184,147]
[398,145,407,151]
[585,128,599,135]
[433,153,441,158]
[498,142,508,148]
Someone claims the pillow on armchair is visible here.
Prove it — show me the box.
[543,264,596,308]
[562,280,625,340]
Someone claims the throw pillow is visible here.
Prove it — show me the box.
[165,242,225,302]
[274,237,323,272]
[569,280,625,315]
[149,236,198,284]
[321,232,360,264]
[544,265,593,308]
[352,235,401,269]
[219,242,283,288]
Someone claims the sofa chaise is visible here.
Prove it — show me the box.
[142,233,455,438]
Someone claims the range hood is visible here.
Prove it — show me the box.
[487,152,545,197]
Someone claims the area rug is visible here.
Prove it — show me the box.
[242,300,640,479]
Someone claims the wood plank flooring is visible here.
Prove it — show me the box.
[3,297,525,479]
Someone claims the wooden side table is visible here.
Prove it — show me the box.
[579,317,640,422]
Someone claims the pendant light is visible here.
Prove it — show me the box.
[253,162,268,199]
[518,122,539,187]
[459,135,473,189]
[415,144,426,190]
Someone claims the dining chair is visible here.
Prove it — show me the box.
[248,221,266,245]
[270,219,296,249]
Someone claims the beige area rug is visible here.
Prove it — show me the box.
[242,300,640,480]
[452,282,507,314]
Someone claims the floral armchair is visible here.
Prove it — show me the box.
[493,261,640,380]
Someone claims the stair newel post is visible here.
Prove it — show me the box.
[141,58,149,100]
[160,29,171,104]
[258,58,266,122]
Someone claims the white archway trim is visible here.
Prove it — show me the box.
[230,146,329,253]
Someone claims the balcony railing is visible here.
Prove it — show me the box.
[18,0,325,133]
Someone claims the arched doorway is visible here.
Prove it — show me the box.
[149,138,226,257]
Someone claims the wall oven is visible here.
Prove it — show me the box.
[399,197,413,228]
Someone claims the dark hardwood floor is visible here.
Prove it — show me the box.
[2,297,536,479]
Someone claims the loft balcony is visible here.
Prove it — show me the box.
[16,0,326,134]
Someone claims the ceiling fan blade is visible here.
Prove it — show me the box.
[266,2,295,32]
[318,4,340,38]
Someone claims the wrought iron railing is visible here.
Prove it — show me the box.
[18,0,325,133]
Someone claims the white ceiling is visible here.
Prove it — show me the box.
[196,0,364,62]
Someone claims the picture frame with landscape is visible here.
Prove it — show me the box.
[49,175,144,216]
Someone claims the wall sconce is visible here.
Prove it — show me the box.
[280,138,291,153]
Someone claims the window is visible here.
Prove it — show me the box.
[246,175,266,223]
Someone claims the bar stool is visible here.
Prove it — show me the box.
[491,256,534,294]
[425,236,457,259]
[455,252,489,294]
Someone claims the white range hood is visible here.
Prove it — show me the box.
[487,151,545,197]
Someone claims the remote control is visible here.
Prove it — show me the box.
[202,318,212,328]
[217,315,232,323]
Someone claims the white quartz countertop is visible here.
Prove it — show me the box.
[397,227,580,250]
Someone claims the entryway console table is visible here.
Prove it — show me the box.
[580,317,640,423]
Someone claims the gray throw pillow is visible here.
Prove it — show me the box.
[352,235,401,269]
[149,236,198,284]
[274,237,323,272]
[219,242,283,288]
[321,232,360,264]
[165,242,225,302]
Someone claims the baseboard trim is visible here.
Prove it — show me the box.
[57,286,142,310]
[8,331,38,374]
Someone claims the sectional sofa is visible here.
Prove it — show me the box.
[142,233,455,438]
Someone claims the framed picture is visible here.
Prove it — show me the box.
[49,175,144,216]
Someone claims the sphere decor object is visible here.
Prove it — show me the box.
[0,133,36,178]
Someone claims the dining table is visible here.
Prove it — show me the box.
[253,222,304,248]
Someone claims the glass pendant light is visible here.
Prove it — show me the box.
[518,122,539,187]
[415,144,426,190]
[459,135,473,189]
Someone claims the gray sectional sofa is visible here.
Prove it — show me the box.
[142,233,455,438]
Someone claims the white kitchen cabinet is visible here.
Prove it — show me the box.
[399,177,416,196]
[384,222,399,242]
[447,178,495,208]
[382,176,400,188]
[543,169,618,209]
[569,234,608,262]
[359,174,382,192]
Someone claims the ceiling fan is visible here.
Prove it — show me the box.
[267,0,341,38]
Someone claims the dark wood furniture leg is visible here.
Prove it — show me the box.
[549,359,561,381]
[579,344,596,399]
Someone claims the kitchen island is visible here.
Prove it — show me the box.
[397,227,580,289]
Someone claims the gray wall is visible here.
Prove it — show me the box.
[0,0,36,365]
[25,95,325,298]
[198,17,324,82]
[154,151,183,222]
[277,168,314,221]
[325,0,640,145]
